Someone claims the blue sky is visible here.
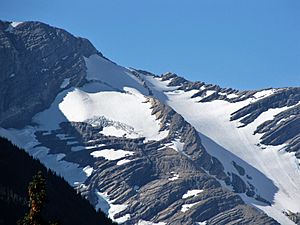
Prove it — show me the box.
[1,0,299,90]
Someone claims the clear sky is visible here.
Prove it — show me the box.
[1,0,299,90]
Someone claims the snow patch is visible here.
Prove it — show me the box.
[11,22,23,27]
[204,90,215,98]
[164,139,190,159]
[59,89,168,141]
[5,22,23,31]
[83,165,93,177]
[181,202,200,212]
[95,190,130,223]
[182,189,204,199]
[168,172,179,181]
[91,149,134,161]
[117,159,132,166]
[196,222,207,225]
[84,54,148,94]
[253,89,275,99]
[227,93,239,99]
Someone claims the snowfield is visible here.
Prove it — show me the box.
[95,190,131,223]
[91,149,134,161]
[143,76,300,225]
[1,50,299,224]
[59,88,168,141]
[84,54,148,95]
[0,55,169,190]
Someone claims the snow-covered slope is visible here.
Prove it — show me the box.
[141,74,300,225]
[1,21,299,225]
[59,88,168,141]
[0,54,168,187]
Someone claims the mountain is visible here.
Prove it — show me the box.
[0,20,299,224]
[0,137,115,225]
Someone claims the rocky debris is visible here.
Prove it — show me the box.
[0,20,100,128]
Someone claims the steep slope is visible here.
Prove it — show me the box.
[0,20,295,224]
[0,20,98,128]
[0,137,115,225]
[136,71,300,224]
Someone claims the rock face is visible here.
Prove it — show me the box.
[0,21,99,128]
[1,20,297,224]
[157,72,300,161]
[31,99,277,225]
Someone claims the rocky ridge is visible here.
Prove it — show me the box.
[0,20,297,224]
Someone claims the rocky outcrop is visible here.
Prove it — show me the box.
[283,211,300,225]
[154,72,300,161]
[0,20,99,128]
[231,87,300,125]
[31,98,277,224]
[0,21,283,224]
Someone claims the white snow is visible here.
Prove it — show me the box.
[204,90,215,98]
[139,75,180,101]
[171,139,185,152]
[5,22,23,31]
[253,89,275,99]
[276,118,287,125]
[83,165,94,177]
[227,93,239,99]
[196,222,207,225]
[91,149,134,161]
[164,139,190,159]
[100,126,139,138]
[95,190,130,223]
[136,220,166,225]
[168,172,179,181]
[11,22,23,27]
[33,88,74,130]
[145,77,300,225]
[85,144,106,149]
[84,54,148,94]
[181,202,200,212]
[182,189,204,199]
[59,88,168,141]
[101,126,128,137]
[117,159,132,166]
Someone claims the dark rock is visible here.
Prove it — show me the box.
[0,20,100,128]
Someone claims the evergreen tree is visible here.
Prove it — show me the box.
[18,171,56,225]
